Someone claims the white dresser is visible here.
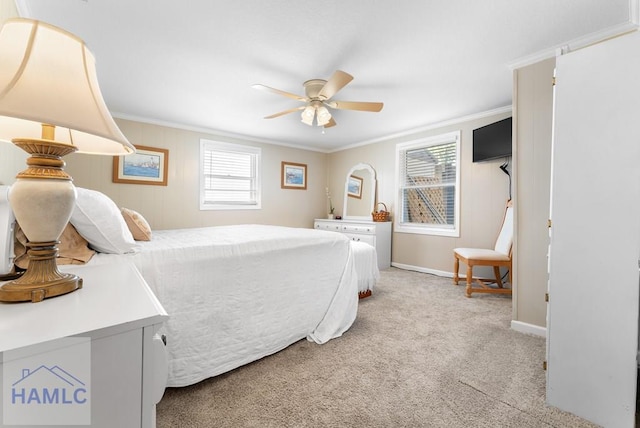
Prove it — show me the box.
[314,219,391,269]
[0,263,168,428]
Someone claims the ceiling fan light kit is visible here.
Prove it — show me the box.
[253,70,383,129]
[301,105,315,126]
[316,106,331,126]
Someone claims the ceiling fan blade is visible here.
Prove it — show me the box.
[326,100,384,112]
[252,84,307,102]
[264,106,305,119]
[318,70,353,100]
[324,117,337,128]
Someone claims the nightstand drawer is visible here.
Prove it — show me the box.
[314,221,342,232]
[341,224,375,234]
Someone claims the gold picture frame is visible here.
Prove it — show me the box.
[113,145,168,186]
[281,161,307,190]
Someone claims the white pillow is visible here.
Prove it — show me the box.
[70,187,137,254]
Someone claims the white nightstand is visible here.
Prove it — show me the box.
[0,262,168,428]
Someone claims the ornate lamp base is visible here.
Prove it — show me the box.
[0,241,82,303]
[0,134,82,303]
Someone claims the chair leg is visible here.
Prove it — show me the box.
[493,266,503,288]
[465,265,473,298]
[453,256,459,285]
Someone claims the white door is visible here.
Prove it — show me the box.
[546,31,640,427]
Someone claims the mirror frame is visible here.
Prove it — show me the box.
[343,162,377,220]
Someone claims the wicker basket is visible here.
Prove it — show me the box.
[372,202,390,222]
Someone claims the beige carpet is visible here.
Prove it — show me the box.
[156,268,598,428]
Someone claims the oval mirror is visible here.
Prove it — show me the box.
[343,163,376,220]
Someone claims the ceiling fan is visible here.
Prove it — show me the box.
[252,70,383,128]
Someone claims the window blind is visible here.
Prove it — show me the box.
[397,134,459,234]
[200,140,261,209]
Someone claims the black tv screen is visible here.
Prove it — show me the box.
[472,117,512,162]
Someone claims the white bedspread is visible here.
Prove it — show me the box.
[90,224,358,387]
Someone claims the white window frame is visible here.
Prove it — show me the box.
[199,139,261,210]
[395,131,460,237]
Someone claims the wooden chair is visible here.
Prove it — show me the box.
[453,200,513,298]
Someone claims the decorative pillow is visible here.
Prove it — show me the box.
[121,207,152,241]
[14,222,96,269]
[70,187,137,254]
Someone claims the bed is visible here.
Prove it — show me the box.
[89,225,359,387]
[6,187,376,387]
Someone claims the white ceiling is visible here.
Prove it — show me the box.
[15,0,635,152]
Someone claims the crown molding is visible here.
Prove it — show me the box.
[509,12,640,71]
[111,112,329,153]
[330,105,512,153]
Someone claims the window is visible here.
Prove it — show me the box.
[200,139,261,210]
[395,131,460,236]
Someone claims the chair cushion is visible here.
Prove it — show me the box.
[453,247,511,261]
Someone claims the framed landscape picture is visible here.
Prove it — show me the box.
[113,145,168,186]
[347,175,363,199]
[281,161,307,190]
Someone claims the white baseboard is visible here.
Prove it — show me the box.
[390,262,455,278]
[511,320,546,338]
[390,262,500,280]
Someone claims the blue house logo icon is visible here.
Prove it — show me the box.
[12,365,88,405]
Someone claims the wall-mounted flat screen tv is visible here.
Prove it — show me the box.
[472,117,512,162]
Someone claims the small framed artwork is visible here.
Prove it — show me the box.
[281,161,307,190]
[113,145,168,186]
[348,175,363,199]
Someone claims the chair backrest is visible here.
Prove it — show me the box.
[494,201,513,256]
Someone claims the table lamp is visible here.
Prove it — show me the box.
[0,18,135,303]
